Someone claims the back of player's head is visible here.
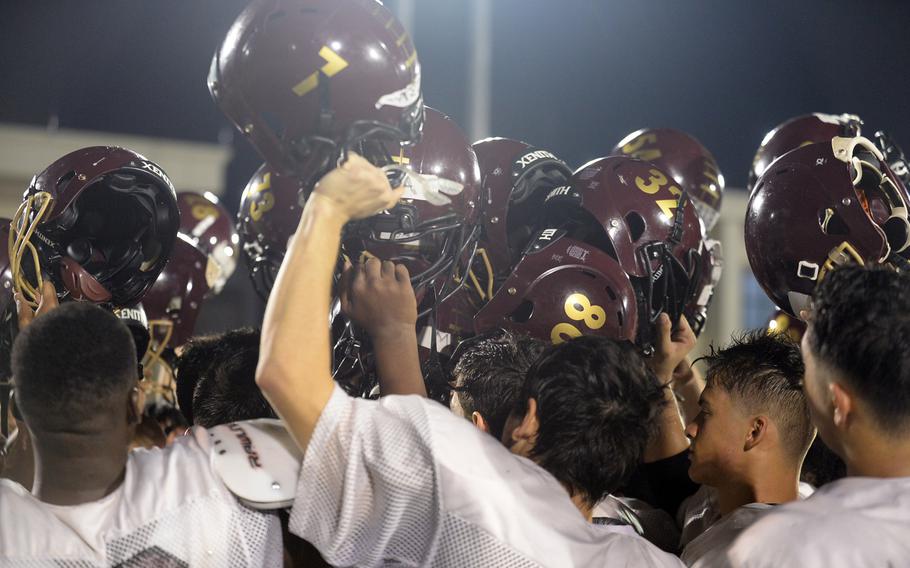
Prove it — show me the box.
[518,335,665,507]
[809,264,910,432]
[178,327,277,428]
[452,330,545,439]
[174,333,223,424]
[702,331,813,460]
[12,302,137,431]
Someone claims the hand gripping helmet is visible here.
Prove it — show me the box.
[541,156,706,353]
[9,146,179,308]
[612,128,725,231]
[176,192,240,295]
[745,136,910,316]
[749,113,862,192]
[209,0,424,184]
[470,137,573,298]
[342,107,481,303]
[473,229,639,345]
[237,163,306,300]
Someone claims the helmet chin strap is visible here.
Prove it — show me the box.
[142,319,177,406]
[9,191,54,309]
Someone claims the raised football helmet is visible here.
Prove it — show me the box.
[237,164,306,300]
[746,136,910,316]
[342,107,481,302]
[612,128,725,231]
[473,229,638,345]
[176,192,239,295]
[749,113,862,192]
[541,156,706,353]
[209,0,424,184]
[141,233,211,351]
[9,146,179,308]
[470,138,573,294]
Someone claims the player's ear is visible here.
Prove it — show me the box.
[127,385,144,426]
[830,382,854,430]
[512,398,540,443]
[471,411,490,434]
[744,415,770,451]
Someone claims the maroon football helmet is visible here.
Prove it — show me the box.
[176,192,239,295]
[342,107,481,301]
[209,0,424,183]
[746,136,910,316]
[612,128,725,231]
[141,234,211,351]
[541,156,706,352]
[470,137,572,296]
[237,163,306,300]
[0,220,14,321]
[10,146,179,307]
[749,113,862,192]
[473,229,638,344]
[767,308,806,343]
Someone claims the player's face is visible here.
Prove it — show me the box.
[801,328,838,451]
[685,385,749,485]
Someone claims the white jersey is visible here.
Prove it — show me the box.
[677,482,814,550]
[726,476,910,567]
[289,385,684,567]
[0,427,283,567]
[680,504,771,567]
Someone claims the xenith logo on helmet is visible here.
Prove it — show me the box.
[514,149,558,174]
[546,186,573,201]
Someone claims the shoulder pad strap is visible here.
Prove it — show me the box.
[208,419,303,510]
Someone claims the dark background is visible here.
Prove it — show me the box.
[3,0,909,198]
[2,0,908,329]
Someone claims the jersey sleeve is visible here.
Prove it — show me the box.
[287,385,441,567]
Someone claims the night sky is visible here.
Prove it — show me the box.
[2,0,909,211]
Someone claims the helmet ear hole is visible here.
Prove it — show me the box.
[508,300,534,323]
[884,216,910,253]
[625,212,646,242]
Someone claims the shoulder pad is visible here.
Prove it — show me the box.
[208,419,303,510]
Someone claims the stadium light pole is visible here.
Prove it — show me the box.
[468,0,492,142]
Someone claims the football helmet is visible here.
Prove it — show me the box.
[749,113,862,192]
[612,128,725,231]
[471,137,573,293]
[176,192,240,295]
[541,156,706,353]
[209,0,424,184]
[473,229,638,344]
[342,107,481,302]
[9,146,179,308]
[746,136,910,316]
[237,164,306,300]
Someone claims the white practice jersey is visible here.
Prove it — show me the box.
[289,385,684,567]
[0,428,283,567]
[680,504,771,567]
[677,482,814,550]
[726,476,910,567]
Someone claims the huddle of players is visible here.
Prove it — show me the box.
[3,0,910,566]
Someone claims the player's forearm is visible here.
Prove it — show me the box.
[257,194,346,450]
[672,362,705,426]
[372,329,426,397]
[643,380,690,463]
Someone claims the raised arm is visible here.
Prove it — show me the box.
[255,154,401,451]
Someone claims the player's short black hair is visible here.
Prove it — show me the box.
[176,327,276,428]
[451,330,545,439]
[516,335,666,508]
[701,330,813,459]
[12,302,137,431]
[808,264,910,432]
